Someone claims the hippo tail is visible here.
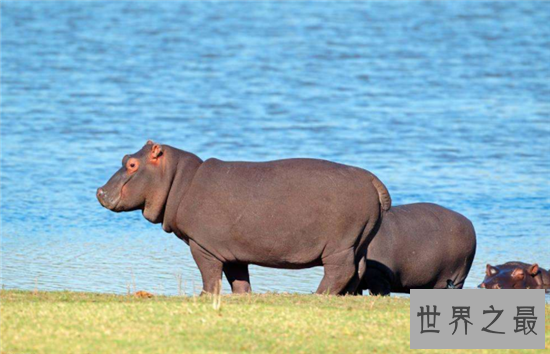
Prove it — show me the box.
[371,174,391,212]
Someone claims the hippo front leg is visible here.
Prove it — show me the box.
[190,240,223,294]
[223,263,251,294]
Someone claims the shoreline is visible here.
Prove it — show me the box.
[2,290,549,353]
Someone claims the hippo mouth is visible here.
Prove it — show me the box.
[97,172,138,212]
[97,189,122,211]
[109,196,123,212]
[97,183,145,213]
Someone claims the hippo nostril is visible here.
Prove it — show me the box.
[479,283,485,288]
[96,188,107,202]
[494,284,501,289]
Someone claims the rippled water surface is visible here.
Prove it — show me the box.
[2,1,549,296]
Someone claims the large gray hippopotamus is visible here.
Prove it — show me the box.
[97,141,391,295]
[359,203,476,295]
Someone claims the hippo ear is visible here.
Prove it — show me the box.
[146,140,155,145]
[511,268,525,279]
[528,264,539,276]
[486,264,497,276]
[151,144,163,160]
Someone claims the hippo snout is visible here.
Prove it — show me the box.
[96,187,119,210]
[96,187,108,206]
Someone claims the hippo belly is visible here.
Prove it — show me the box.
[362,203,477,295]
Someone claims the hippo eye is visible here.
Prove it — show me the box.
[126,158,139,172]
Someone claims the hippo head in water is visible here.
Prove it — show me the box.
[479,262,547,289]
[96,140,202,227]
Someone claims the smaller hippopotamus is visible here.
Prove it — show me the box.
[480,262,550,289]
[359,203,477,295]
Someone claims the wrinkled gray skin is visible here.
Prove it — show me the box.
[97,141,392,295]
[358,203,476,295]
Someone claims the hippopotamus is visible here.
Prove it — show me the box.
[358,203,477,295]
[480,262,550,289]
[97,141,392,295]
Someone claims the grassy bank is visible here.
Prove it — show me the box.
[1,290,548,354]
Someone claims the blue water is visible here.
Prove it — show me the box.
[1,1,549,296]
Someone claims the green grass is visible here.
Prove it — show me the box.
[1,290,548,354]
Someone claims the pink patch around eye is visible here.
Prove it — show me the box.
[127,159,139,173]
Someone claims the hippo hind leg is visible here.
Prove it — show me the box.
[445,280,457,289]
[342,255,368,295]
[223,263,251,294]
[316,248,356,295]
